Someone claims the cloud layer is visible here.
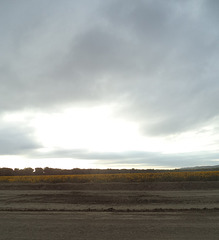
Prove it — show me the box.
[1,0,219,168]
[0,121,40,155]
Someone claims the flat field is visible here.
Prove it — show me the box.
[0,181,218,239]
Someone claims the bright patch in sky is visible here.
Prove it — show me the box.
[3,106,218,156]
[3,106,144,152]
[1,107,219,169]
[32,106,141,152]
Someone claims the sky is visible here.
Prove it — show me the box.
[1,0,219,170]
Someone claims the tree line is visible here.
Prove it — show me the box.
[0,167,164,176]
[0,166,218,176]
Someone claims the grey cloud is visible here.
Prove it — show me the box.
[32,148,219,168]
[103,0,177,41]
[104,0,219,135]
[203,0,219,22]
[0,0,219,137]
[34,149,148,160]
[0,123,40,155]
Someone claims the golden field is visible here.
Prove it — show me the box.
[0,171,218,183]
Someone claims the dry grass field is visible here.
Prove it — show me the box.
[0,171,218,183]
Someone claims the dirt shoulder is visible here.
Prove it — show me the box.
[1,182,218,240]
[0,181,218,212]
[0,181,218,191]
[0,211,219,240]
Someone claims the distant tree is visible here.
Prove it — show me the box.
[24,167,34,175]
[18,168,34,176]
[43,167,55,175]
[0,168,14,176]
[34,168,44,175]
[14,168,20,176]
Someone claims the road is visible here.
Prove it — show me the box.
[0,211,218,240]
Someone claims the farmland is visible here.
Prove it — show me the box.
[0,172,218,239]
[0,170,218,183]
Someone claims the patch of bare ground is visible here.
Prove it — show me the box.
[0,182,218,239]
[0,181,218,212]
[0,211,219,240]
[0,181,218,190]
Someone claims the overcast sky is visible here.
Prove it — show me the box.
[1,0,219,169]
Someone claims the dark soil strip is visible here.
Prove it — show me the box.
[0,181,219,191]
[0,207,218,213]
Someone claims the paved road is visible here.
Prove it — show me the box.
[0,211,218,240]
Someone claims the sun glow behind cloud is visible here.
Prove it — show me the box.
[30,106,144,152]
[3,106,218,156]
[1,105,219,169]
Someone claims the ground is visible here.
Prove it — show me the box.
[0,181,218,239]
